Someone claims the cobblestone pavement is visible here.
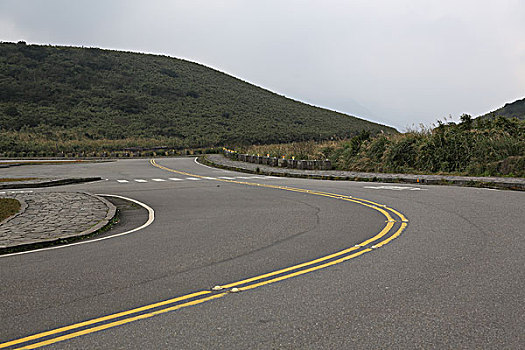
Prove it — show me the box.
[0,192,115,250]
[205,154,525,190]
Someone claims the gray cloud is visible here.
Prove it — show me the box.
[1,0,524,129]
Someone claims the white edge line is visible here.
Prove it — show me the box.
[0,194,155,258]
[193,157,228,172]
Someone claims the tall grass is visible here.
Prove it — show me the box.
[242,116,525,177]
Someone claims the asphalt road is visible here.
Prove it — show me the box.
[0,157,523,349]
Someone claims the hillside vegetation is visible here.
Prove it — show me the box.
[243,115,525,177]
[0,42,395,156]
[479,97,525,120]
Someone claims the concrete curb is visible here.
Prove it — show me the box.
[201,155,525,191]
[0,193,118,255]
[0,177,102,190]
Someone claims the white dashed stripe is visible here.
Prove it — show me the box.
[116,176,281,184]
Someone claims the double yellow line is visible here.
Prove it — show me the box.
[150,160,408,292]
[1,159,408,349]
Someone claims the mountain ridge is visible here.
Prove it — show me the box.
[478,97,525,120]
[0,42,395,155]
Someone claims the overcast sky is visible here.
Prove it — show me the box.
[1,0,524,130]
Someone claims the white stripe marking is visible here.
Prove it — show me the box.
[151,178,166,182]
[193,157,229,172]
[0,194,155,258]
[201,177,216,180]
[185,177,201,181]
[363,185,426,191]
[134,179,147,183]
[218,176,236,180]
[116,180,129,183]
[168,178,183,181]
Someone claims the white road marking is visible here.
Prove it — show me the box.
[0,194,155,258]
[168,178,183,181]
[116,180,129,183]
[363,185,426,191]
[193,157,224,171]
[134,179,148,183]
[151,178,166,182]
[218,176,236,180]
[6,190,34,194]
[201,177,217,180]
[185,177,201,181]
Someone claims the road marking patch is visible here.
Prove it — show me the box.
[114,176,281,184]
[364,185,426,191]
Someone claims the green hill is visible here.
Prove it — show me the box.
[0,42,395,156]
[478,97,525,120]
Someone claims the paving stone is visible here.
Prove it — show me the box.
[0,192,114,249]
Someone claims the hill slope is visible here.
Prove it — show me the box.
[478,97,525,120]
[0,42,395,155]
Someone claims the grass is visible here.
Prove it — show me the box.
[0,198,21,221]
[241,116,525,177]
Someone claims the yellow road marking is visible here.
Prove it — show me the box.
[2,159,409,349]
[220,245,361,289]
[15,293,227,350]
[372,223,408,248]
[0,290,210,349]
[220,222,393,289]
[239,249,372,291]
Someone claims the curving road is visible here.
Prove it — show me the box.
[0,157,523,349]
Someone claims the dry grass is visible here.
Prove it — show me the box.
[242,140,338,160]
[0,198,21,221]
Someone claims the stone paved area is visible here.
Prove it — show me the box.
[205,154,525,190]
[0,192,115,250]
